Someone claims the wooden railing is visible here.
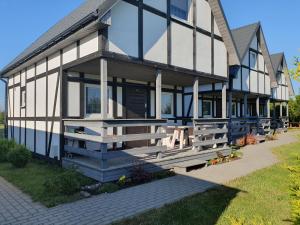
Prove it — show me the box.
[193,118,228,151]
[257,118,271,135]
[271,117,289,132]
[63,119,167,169]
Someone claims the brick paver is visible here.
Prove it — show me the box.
[0,132,298,225]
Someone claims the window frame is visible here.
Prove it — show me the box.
[170,0,193,24]
[84,83,101,118]
[202,100,213,118]
[21,89,26,108]
[249,51,257,70]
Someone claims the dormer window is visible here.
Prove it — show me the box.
[171,0,192,23]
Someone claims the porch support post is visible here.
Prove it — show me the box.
[266,98,270,118]
[155,69,162,159]
[286,102,289,118]
[193,77,199,119]
[228,92,232,119]
[156,70,162,119]
[100,58,108,119]
[256,96,260,117]
[100,58,108,169]
[244,94,248,117]
[273,102,276,118]
[280,102,283,117]
[222,83,227,119]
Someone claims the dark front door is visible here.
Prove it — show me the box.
[125,85,148,148]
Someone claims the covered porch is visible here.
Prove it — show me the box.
[270,100,289,132]
[61,54,230,182]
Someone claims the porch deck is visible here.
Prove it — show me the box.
[62,118,230,182]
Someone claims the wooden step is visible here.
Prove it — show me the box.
[174,159,207,173]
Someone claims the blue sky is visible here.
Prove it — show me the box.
[0,0,299,110]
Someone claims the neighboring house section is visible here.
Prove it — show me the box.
[270,53,294,130]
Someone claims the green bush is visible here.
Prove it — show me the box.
[44,169,82,196]
[99,183,119,194]
[0,139,16,162]
[7,145,31,168]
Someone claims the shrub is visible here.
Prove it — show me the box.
[7,145,31,168]
[99,183,119,194]
[130,165,152,185]
[44,169,82,195]
[117,175,127,187]
[0,139,16,162]
[152,170,175,180]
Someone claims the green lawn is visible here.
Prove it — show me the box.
[113,138,300,225]
[0,160,94,207]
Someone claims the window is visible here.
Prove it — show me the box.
[250,52,257,69]
[259,105,265,117]
[232,102,236,117]
[21,90,26,108]
[171,0,191,22]
[85,84,100,115]
[162,92,174,117]
[203,100,212,118]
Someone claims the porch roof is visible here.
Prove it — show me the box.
[67,52,228,86]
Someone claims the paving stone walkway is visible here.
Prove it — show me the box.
[0,132,298,225]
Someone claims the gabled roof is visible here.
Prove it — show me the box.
[208,0,240,66]
[0,0,118,76]
[231,22,277,87]
[1,0,238,75]
[271,52,295,96]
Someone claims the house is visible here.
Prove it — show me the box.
[227,22,277,142]
[0,0,292,182]
[270,53,295,131]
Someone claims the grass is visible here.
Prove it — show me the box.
[0,160,94,207]
[113,137,300,225]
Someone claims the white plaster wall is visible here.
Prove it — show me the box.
[21,70,26,87]
[47,121,60,159]
[143,11,167,64]
[8,77,14,87]
[108,1,138,57]
[242,68,250,91]
[48,72,60,117]
[26,121,35,152]
[14,72,20,84]
[8,120,12,140]
[196,0,211,32]
[258,54,264,71]
[196,33,211,73]
[63,43,77,64]
[144,0,166,12]
[8,89,13,118]
[80,31,98,58]
[214,40,227,77]
[214,19,221,36]
[250,70,258,93]
[233,68,241,90]
[14,87,20,117]
[48,52,61,71]
[171,22,193,69]
[36,77,46,117]
[36,121,46,155]
[265,75,270,95]
[26,81,35,117]
[27,65,35,79]
[286,87,289,100]
[242,53,248,66]
[278,86,282,99]
[67,82,80,117]
[258,73,264,94]
[36,59,46,75]
[250,35,258,50]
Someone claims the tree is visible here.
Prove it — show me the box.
[289,96,300,122]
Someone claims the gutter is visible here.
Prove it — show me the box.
[0,78,8,138]
[0,11,100,77]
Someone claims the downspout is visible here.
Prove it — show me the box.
[0,78,8,138]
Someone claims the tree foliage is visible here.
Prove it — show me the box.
[289,96,300,122]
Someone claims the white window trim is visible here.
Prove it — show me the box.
[21,90,26,108]
[162,92,174,118]
[84,83,101,119]
[232,102,237,118]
